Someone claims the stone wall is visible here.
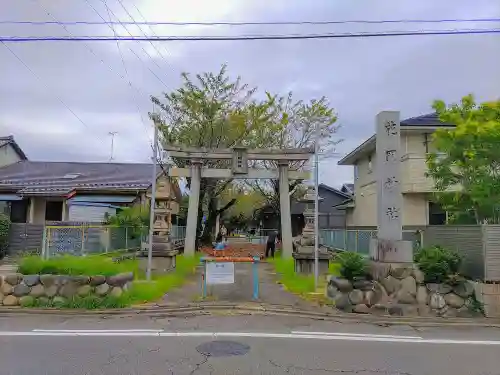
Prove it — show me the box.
[327,264,482,318]
[0,273,134,307]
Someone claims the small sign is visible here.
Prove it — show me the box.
[206,262,235,285]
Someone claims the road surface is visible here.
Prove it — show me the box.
[1,314,499,374]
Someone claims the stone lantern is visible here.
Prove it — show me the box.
[292,185,330,274]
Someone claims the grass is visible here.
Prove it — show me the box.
[18,254,201,309]
[268,251,341,300]
[18,255,140,276]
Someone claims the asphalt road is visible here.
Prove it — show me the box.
[1,314,500,374]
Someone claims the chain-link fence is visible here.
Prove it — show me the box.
[42,225,142,258]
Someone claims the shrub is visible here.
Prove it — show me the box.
[18,255,139,276]
[0,213,10,258]
[414,245,462,283]
[336,251,367,280]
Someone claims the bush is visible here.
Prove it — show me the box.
[18,255,139,276]
[0,213,10,258]
[414,245,462,283]
[336,251,367,280]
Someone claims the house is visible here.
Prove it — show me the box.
[0,137,181,223]
[257,183,352,235]
[337,113,453,227]
[340,183,354,195]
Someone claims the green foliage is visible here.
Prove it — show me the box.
[0,213,10,257]
[123,255,201,304]
[414,245,462,283]
[426,94,500,223]
[18,255,139,277]
[105,205,149,239]
[336,252,367,280]
[268,256,316,295]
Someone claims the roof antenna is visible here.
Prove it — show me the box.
[108,131,118,161]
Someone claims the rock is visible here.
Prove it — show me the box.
[52,296,66,307]
[353,304,370,314]
[326,284,340,299]
[109,287,123,298]
[37,296,50,306]
[77,285,92,297]
[373,281,389,303]
[69,276,90,285]
[334,293,351,311]
[427,283,452,294]
[328,277,353,293]
[388,305,404,316]
[368,261,392,280]
[60,283,78,298]
[4,273,22,285]
[54,276,70,286]
[90,275,106,286]
[453,281,475,298]
[348,289,364,305]
[417,305,431,317]
[390,267,412,280]
[364,290,382,307]
[400,276,417,295]
[429,292,446,309]
[2,295,18,306]
[444,293,465,308]
[95,283,110,296]
[352,280,374,291]
[106,272,134,287]
[23,275,40,287]
[370,304,389,315]
[12,283,31,297]
[19,295,34,307]
[457,305,483,318]
[442,307,459,317]
[416,286,428,304]
[396,290,416,304]
[1,282,12,295]
[381,276,400,295]
[44,285,59,297]
[412,269,425,284]
[40,274,57,287]
[29,284,45,298]
[0,293,3,304]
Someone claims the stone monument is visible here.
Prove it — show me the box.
[292,186,330,274]
[369,111,413,279]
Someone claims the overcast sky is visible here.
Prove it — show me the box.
[1,0,499,188]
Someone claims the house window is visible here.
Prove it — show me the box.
[10,200,28,223]
[428,201,446,225]
[45,201,63,221]
[367,155,373,173]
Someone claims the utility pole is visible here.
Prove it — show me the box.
[314,122,320,290]
[146,117,159,281]
[108,131,118,161]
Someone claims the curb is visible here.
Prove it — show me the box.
[1,303,500,328]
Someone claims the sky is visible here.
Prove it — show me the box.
[0,0,499,188]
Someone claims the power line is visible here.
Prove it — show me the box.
[2,28,500,42]
[2,17,500,26]
[82,0,169,88]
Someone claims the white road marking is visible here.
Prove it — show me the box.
[33,329,164,333]
[0,330,496,345]
[291,331,422,339]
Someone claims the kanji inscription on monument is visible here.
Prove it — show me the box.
[370,111,413,263]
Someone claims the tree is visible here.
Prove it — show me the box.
[151,65,285,245]
[426,94,500,224]
[248,93,340,218]
[219,185,266,231]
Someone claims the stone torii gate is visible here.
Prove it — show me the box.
[164,146,313,257]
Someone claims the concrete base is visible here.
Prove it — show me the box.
[139,250,178,275]
[369,238,413,263]
[292,252,330,275]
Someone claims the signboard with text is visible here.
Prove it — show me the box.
[206,262,235,285]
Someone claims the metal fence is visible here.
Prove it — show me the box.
[320,229,422,256]
[170,225,186,241]
[42,225,142,258]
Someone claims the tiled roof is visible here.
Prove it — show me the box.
[0,161,182,199]
[400,113,455,127]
